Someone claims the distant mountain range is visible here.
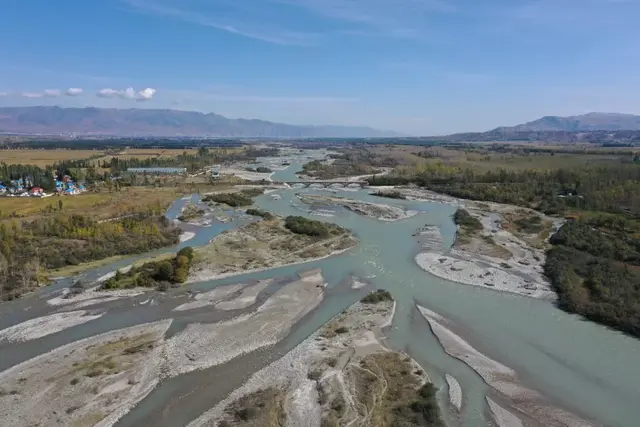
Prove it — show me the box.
[494,113,640,132]
[0,106,399,138]
[425,113,640,144]
[1,108,639,143]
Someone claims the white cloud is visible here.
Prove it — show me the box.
[97,88,122,98]
[0,92,7,97]
[66,88,84,96]
[136,88,157,101]
[97,87,157,101]
[43,89,62,97]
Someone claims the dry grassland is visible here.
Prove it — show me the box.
[0,149,103,167]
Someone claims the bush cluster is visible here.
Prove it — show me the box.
[284,215,335,237]
[103,246,195,291]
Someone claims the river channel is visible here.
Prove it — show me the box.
[1,160,639,427]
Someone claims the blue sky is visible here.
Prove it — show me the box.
[0,0,639,135]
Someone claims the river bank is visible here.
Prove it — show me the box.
[188,291,442,427]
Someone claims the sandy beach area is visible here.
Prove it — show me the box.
[47,286,146,308]
[446,373,462,411]
[0,310,104,343]
[179,231,196,242]
[487,397,524,427]
[173,282,247,312]
[415,251,556,299]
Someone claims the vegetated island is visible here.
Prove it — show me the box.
[188,290,445,427]
[296,149,394,180]
[189,214,358,282]
[202,188,265,208]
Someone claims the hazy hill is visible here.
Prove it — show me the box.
[0,106,399,138]
[493,113,640,132]
[413,113,640,144]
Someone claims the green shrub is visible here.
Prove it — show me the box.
[284,216,335,237]
[177,246,194,261]
[173,267,188,284]
[361,289,393,304]
[246,208,274,220]
[155,261,174,281]
[453,209,482,231]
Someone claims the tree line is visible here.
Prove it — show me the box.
[368,162,640,216]
[0,212,180,300]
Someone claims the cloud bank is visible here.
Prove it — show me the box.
[16,88,86,98]
[97,87,157,101]
[66,88,84,96]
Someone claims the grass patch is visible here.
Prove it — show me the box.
[0,148,102,167]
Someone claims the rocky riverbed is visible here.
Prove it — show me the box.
[188,291,443,427]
